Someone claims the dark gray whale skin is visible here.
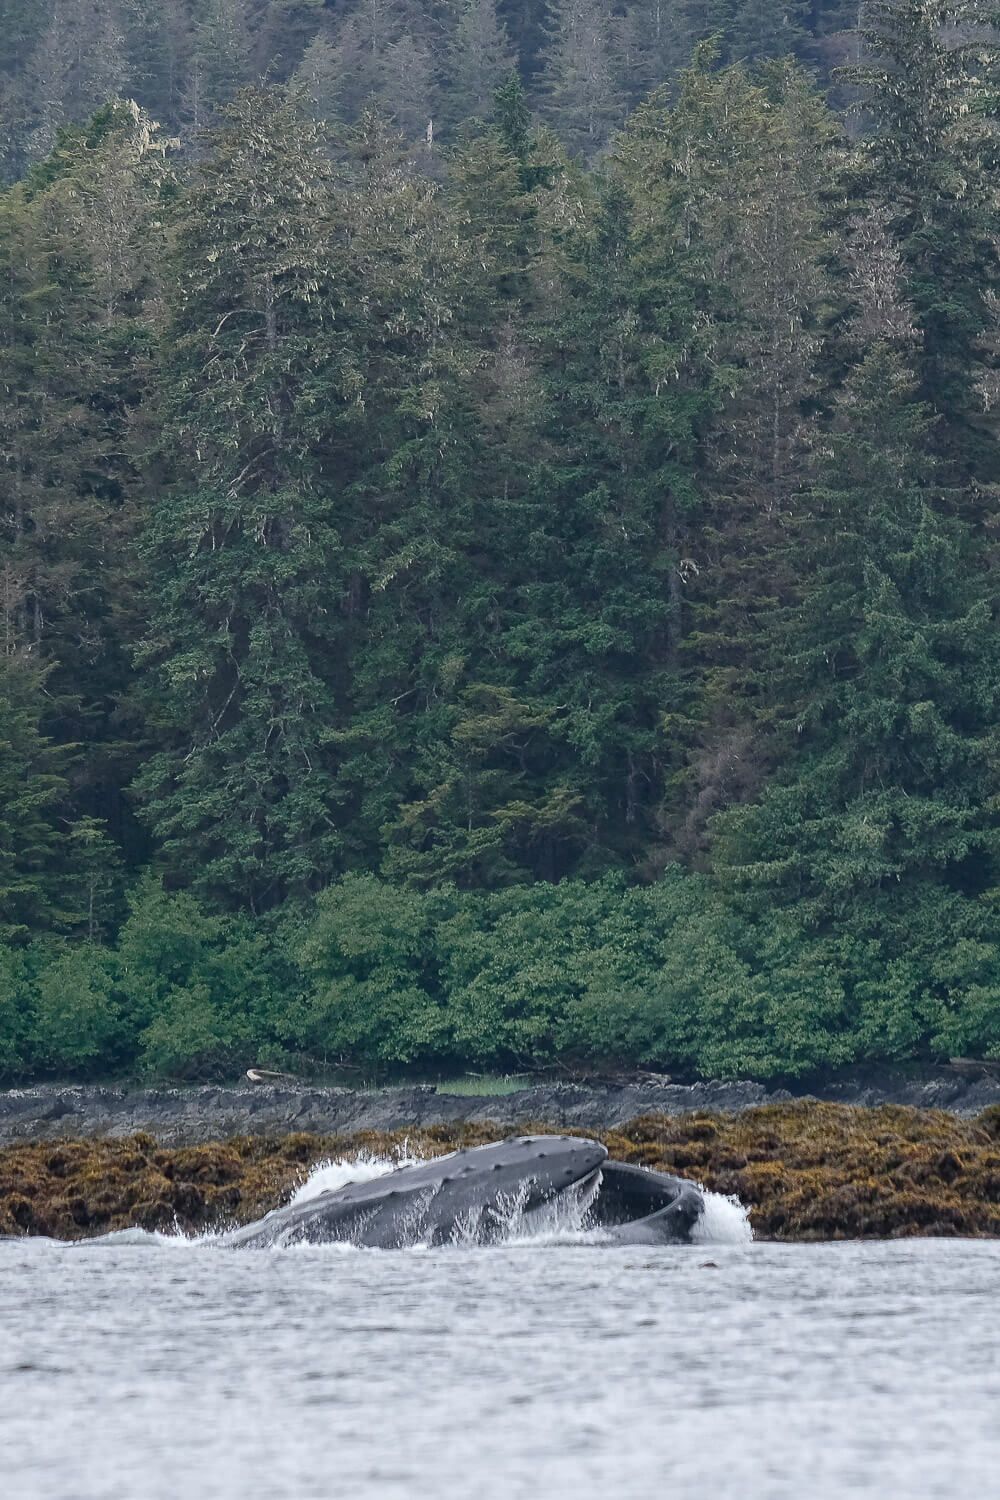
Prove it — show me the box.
[221,1135,706,1250]
[222,1135,609,1250]
[596,1161,706,1245]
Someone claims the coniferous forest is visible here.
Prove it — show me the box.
[0,0,998,1083]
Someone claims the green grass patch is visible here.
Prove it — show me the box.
[430,1074,534,1097]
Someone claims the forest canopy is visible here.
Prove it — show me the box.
[0,0,998,1082]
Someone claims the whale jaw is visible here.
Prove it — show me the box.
[586,1160,706,1244]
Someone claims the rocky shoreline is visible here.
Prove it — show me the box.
[3,1075,999,1244]
[1,1103,998,1242]
[3,1067,1000,1146]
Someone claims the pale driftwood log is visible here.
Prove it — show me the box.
[947,1057,1000,1079]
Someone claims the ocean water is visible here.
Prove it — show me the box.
[2,1157,998,1500]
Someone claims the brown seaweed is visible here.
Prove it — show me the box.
[1,1104,998,1242]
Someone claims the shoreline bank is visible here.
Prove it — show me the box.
[2,1102,998,1242]
[3,1068,1000,1147]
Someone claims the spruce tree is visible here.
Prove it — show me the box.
[680,0,809,67]
[844,0,1000,480]
[317,0,438,140]
[191,0,256,123]
[689,60,837,767]
[19,0,127,164]
[134,88,353,910]
[714,333,1000,919]
[540,0,625,158]
[0,103,165,848]
[447,0,516,125]
[0,656,116,941]
[120,0,193,133]
[382,31,438,141]
[327,112,502,883]
[497,0,549,78]
[727,0,809,63]
[0,0,53,181]
[600,55,838,859]
[293,34,344,124]
[619,0,694,106]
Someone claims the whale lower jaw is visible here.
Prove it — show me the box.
[222,1136,705,1250]
[600,1186,706,1245]
[588,1161,706,1245]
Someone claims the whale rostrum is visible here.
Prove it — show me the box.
[221,1135,705,1250]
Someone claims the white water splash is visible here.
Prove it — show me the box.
[693,1189,754,1245]
[287,1140,440,1206]
[287,1154,394,1206]
[499,1168,607,1247]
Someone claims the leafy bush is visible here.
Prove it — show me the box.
[0,946,28,1075]
[0,870,997,1084]
[117,878,299,1079]
[439,878,630,1064]
[31,945,120,1073]
[295,875,455,1066]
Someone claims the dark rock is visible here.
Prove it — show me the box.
[2,1066,1000,1147]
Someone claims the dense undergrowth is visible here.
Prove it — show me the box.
[2,872,999,1086]
[2,1104,998,1242]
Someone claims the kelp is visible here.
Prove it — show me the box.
[604,1103,1000,1240]
[1,1104,998,1241]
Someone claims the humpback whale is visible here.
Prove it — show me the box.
[222,1135,704,1249]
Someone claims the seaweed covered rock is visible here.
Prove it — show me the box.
[0,1105,998,1241]
[605,1103,1000,1239]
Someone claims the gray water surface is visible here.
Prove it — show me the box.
[3,1233,998,1499]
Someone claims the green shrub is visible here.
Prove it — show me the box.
[0,945,29,1076]
[295,874,455,1065]
[118,877,295,1079]
[1,867,997,1084]
[31,944,120,1073]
